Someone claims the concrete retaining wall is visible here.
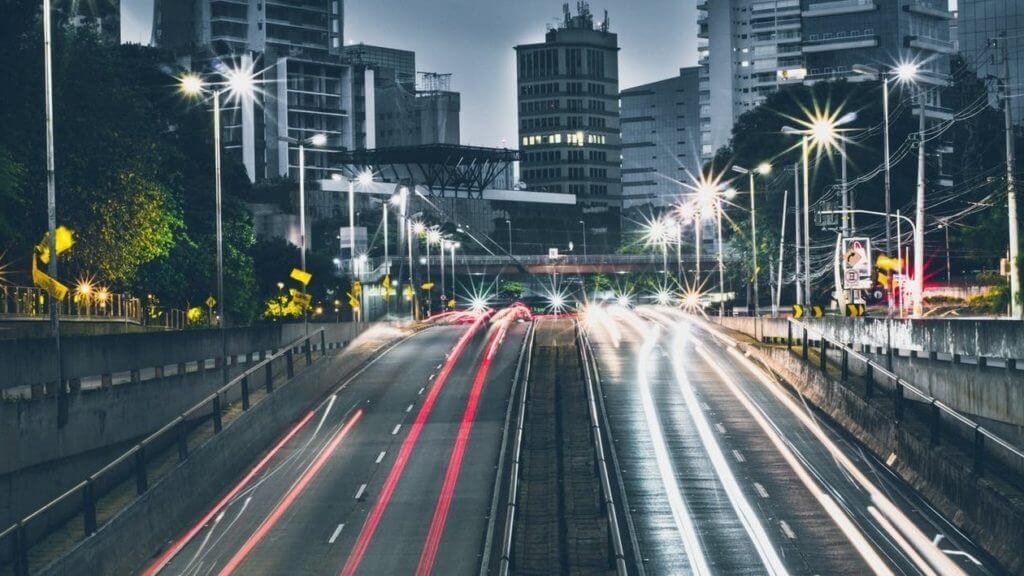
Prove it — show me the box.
[39,332,391,576]
[714,317,1024,436]
[742,342,1024,573]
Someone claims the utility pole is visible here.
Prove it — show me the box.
[997,32,1022,319]
[913,82,927,317]
[793,163,803,305]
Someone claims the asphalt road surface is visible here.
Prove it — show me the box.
[584,305,1000,576]
[146,315,528,576]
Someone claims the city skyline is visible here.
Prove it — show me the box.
[121,0,700,150]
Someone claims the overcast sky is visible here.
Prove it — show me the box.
[121,0,700,147]
[121,0,958,147]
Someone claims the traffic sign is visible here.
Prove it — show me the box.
[205,296,216,308]
[842,238,873,290]
[290,268,312,286]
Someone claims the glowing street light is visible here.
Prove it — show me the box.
[177,62,261,379]
[782,108,858,304]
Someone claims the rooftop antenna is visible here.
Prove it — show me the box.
[602,9,610,32]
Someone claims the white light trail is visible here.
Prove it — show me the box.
[682,314,966,576]
[667,326,790,576]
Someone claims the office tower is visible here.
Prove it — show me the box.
[152,0,353,182]
[515,1,622,249]
[621,67,702,208]
[699,0,805,162]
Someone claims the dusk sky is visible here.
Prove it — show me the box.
[121,0,959,148]
[120,1,701,148]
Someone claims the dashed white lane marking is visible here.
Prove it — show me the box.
[406,404,414,413]
[419,386,426,394]
[375,451,386,464]
[701,402,711,411]
[428,374,435,381]
[328,523,345,544]
[392,424,402,435]
[436,363,443,369]
[754,482,769,499]
[355,484,367,500]
[780,520,796,540]
[715,423,727,434]
[732,450,746,463]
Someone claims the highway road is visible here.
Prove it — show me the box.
[583,305,999,576]
[144,311,528,576]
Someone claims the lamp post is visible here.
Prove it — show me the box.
[939,219,952,285]
[506,219,513,254]
[279,133,326,335]
[441,239,448,304]
[782,110,857,305]
[179,65,257,383]
[41,0,67,425]
[731,162,771,316]
[450,241,460,306]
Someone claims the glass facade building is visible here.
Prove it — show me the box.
[620,67,702,208]
[959,0,1024,124]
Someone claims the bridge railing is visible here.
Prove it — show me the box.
[0,328,328,576]
[0,285,142,324]
[787,318,1024,486]
[421,253,685,267]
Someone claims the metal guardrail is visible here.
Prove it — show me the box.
[576,323,629,576]
[493,321,535,576]
[786,318,1024,482]
[0,328,328,576]
[0,285,142,324]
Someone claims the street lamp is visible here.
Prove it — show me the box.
[505,219,513,254]
[179,63,258,381]
[854,61,921,317]
[732,162,771,316]
[782,110,857,304]
[279,133,327,335]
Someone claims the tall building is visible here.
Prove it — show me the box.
[699,0,805,161]
[152,0,354,183]
[959,0,1024,124]
[515,1,622,249]
[620,67,702,208]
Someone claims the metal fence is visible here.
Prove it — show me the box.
[0,285,142,324]
[786,318,1024,485]
[0,329,328,576]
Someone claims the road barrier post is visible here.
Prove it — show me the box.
[134,448,148,495]
[177,419,189,461]
[265,362,274,393]
[83,480,97,535]
[241,375,250,411]
[930,403,941,446]
[212,395,223,433]
[974,428,986,476]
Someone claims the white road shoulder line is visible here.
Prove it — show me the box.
[328,523,345,544]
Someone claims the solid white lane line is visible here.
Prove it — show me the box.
[732,450,746,463]
[329,523,345,544]
[406,404,414,413]
[375,451,386,464]
[780,521,796,540]
[355,484,367,500]
[392,424,402,435]
[754,483,770,499]
[715,423,727,434]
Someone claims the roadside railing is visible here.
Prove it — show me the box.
[494,322,535,576]
[0,329,328,576]
[786,318,1024,484]
[576,323,630,576]
[0,285,142,324]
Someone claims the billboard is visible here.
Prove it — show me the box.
[842,237,873,290]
